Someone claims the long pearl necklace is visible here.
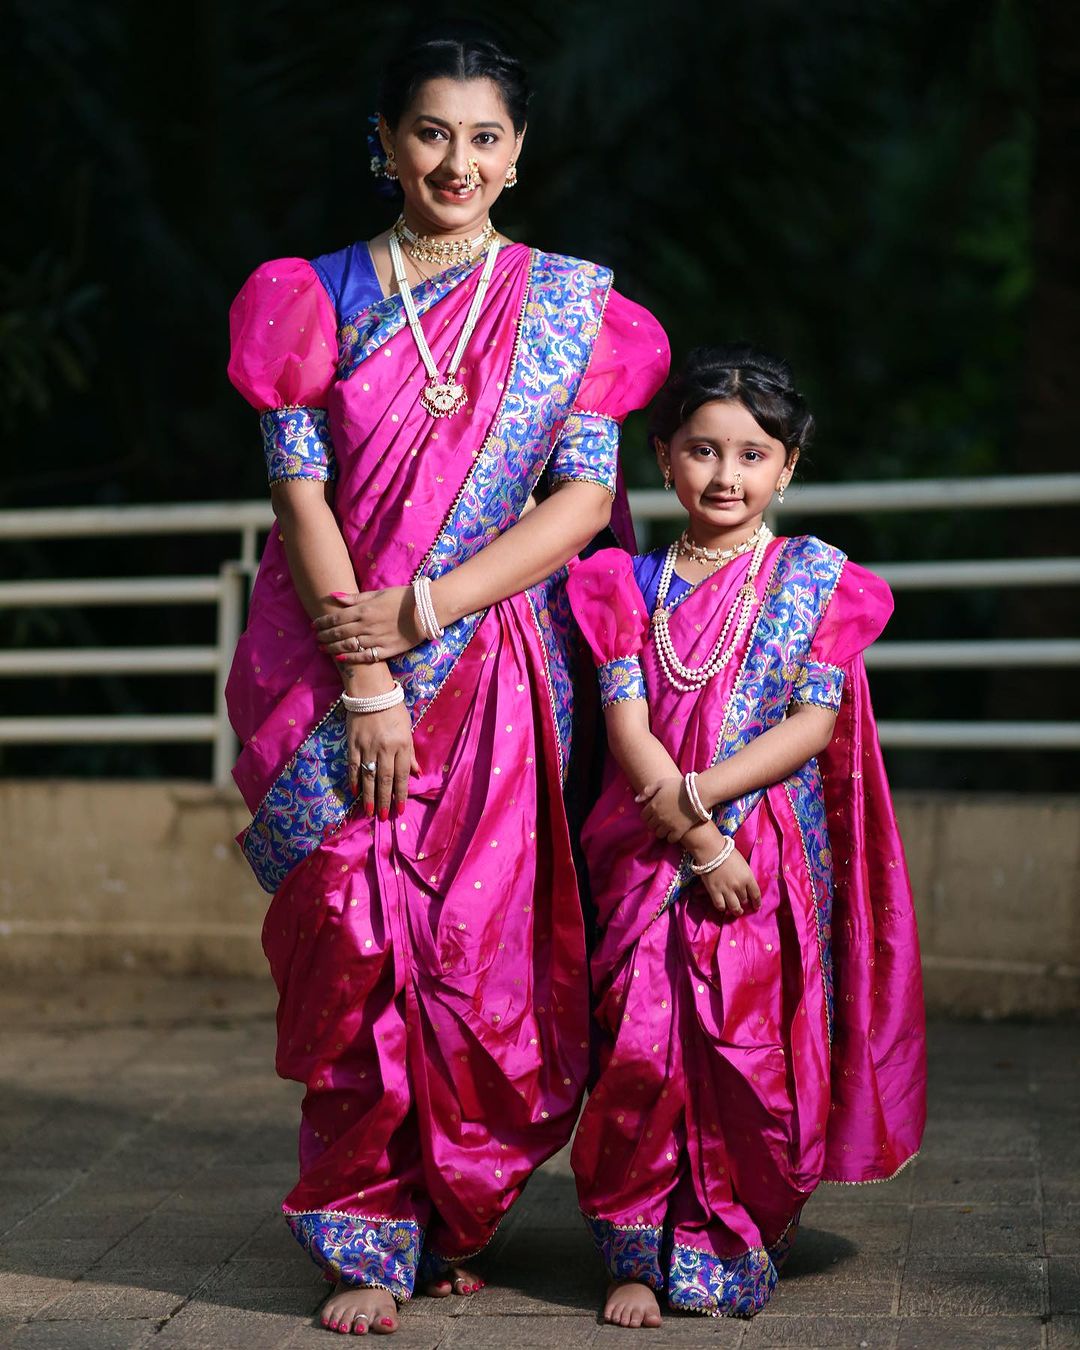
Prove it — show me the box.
[652,524,773,692]
[388,229,500,418]
[393,215,496,267]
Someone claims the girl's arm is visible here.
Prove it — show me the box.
[698,702,837,808]
[605,699,760,917]
[314,482,613,663]
[638,702,838,841]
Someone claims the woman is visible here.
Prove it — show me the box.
[225,27,669,1337]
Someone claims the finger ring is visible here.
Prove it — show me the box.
[352,636,362,652]
[361,760,377,774]
[370,646,380,662]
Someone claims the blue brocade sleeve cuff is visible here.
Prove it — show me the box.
[260,405,337,484]
[598,655,647,708]
[790,660,844,711]
[548,411,620,496]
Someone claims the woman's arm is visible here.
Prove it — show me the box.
[271,482,393,693]
[605,699,760,917]
[316,480,613,665]
[273,481,416,819]
[432,480,612,623]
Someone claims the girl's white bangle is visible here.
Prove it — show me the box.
[684,771,712,824]
[689,834,735,876]
[342,683,405,714]
[414,576,444,641]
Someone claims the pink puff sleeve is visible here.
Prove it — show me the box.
[227,258,340,484]
[791,556,894,711]
[566,548,651,708]
[547,289,670,499]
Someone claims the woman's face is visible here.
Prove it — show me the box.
[657,399,797,546]
[382,77,523,236]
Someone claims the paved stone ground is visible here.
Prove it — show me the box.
[0,976,1074,1350]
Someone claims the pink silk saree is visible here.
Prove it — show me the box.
[566,538,926,1317]
[226,241,669,1301]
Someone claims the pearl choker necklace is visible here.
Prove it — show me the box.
[393,216,497,267]
[677,525,768,566]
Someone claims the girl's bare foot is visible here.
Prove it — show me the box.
[604,1279,662,1328]
[320,1283,399,1335]
[421,1265,485,1297]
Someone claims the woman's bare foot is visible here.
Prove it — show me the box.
[604,1279,662,1328]
[320,1283,399,1335]
[421,1265,485,1298]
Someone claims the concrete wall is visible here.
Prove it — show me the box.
[2,781,1077,1017]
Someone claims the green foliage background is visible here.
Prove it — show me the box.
[4,0,1076,788]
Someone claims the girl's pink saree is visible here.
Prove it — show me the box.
[567,539,926,1317]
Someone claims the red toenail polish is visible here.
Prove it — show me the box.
[380,1317,394,1326]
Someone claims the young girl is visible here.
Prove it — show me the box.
[566,345,926,1325]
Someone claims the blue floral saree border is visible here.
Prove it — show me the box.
[285,1209,422,1305]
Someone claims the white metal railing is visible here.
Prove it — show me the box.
[2,474,1079,784]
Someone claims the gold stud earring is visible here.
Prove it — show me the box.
[504,161,518,189]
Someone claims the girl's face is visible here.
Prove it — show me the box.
[382,77,523,238]
[657,399,797,546]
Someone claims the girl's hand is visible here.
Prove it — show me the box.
[637,776,701,842]
[683,823,761,919]
[315,587,422,665]
[346,702,420,821]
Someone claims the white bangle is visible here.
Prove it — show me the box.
[341,683,405,714]
[684,771,712,824]
[689,834,735,876]
[414,576,444,641]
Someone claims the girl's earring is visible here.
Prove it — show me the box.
[383,147,398,181]
[504,161,518,189]
[663,463,673,491]
[777,475,788,504]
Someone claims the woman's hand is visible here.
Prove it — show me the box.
[683,823,760,919]
[315,587,421,665]
[636,776,701,842]
[346,702,419,821]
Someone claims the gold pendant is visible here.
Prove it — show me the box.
[421,379,468,418]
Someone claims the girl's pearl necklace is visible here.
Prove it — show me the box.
[652,524,773,692]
